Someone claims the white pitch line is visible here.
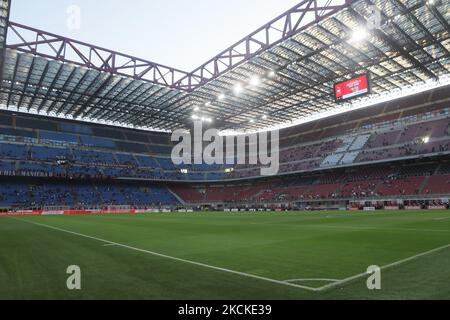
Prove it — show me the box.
[246,222,450,234]
[433,217,450,221]
[10,217,319,292]
[284,278,340,283]
[11,217,450,294]
[315,243,450,292]
[102,243,117,247]
[301,224,450,234]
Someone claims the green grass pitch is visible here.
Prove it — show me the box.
[1,210,450,300]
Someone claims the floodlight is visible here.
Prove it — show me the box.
[234,83,244,95]
[349,27,369,43]
[250,76,261,86]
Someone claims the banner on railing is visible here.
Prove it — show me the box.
[404,206,422,210]
[384,206,400,210]
[427,205,447,210]
[0,210,42,216]
[42,211,65,215]
[2,209,138,216]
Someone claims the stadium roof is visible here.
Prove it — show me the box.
[1,0,450,132]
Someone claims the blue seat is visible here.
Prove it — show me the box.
[40,131,79,144]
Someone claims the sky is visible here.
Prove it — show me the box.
[10,0,301,71]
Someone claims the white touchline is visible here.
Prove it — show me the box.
[299,224,450,234]
[11,217,450,293]
[433,217,450,221]
[284,279,340,283]
[10,217,320,292]
[315,243,450,292]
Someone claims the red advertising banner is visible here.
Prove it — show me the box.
[0,209,138,216]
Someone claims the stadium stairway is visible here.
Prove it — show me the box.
[339,134,372,165]
[320,134,371,167]
[349,134,372,151]
[168,188,187,205]
[340,151,360,165]
[418,176,432,194]
[251,189,271,201]
[335,136,356,153]
[321,153,343,167]
[418,164,442,194]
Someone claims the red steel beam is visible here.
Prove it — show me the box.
[174,0,355,91]
[5,0,355,92]
[6,21,198,91]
